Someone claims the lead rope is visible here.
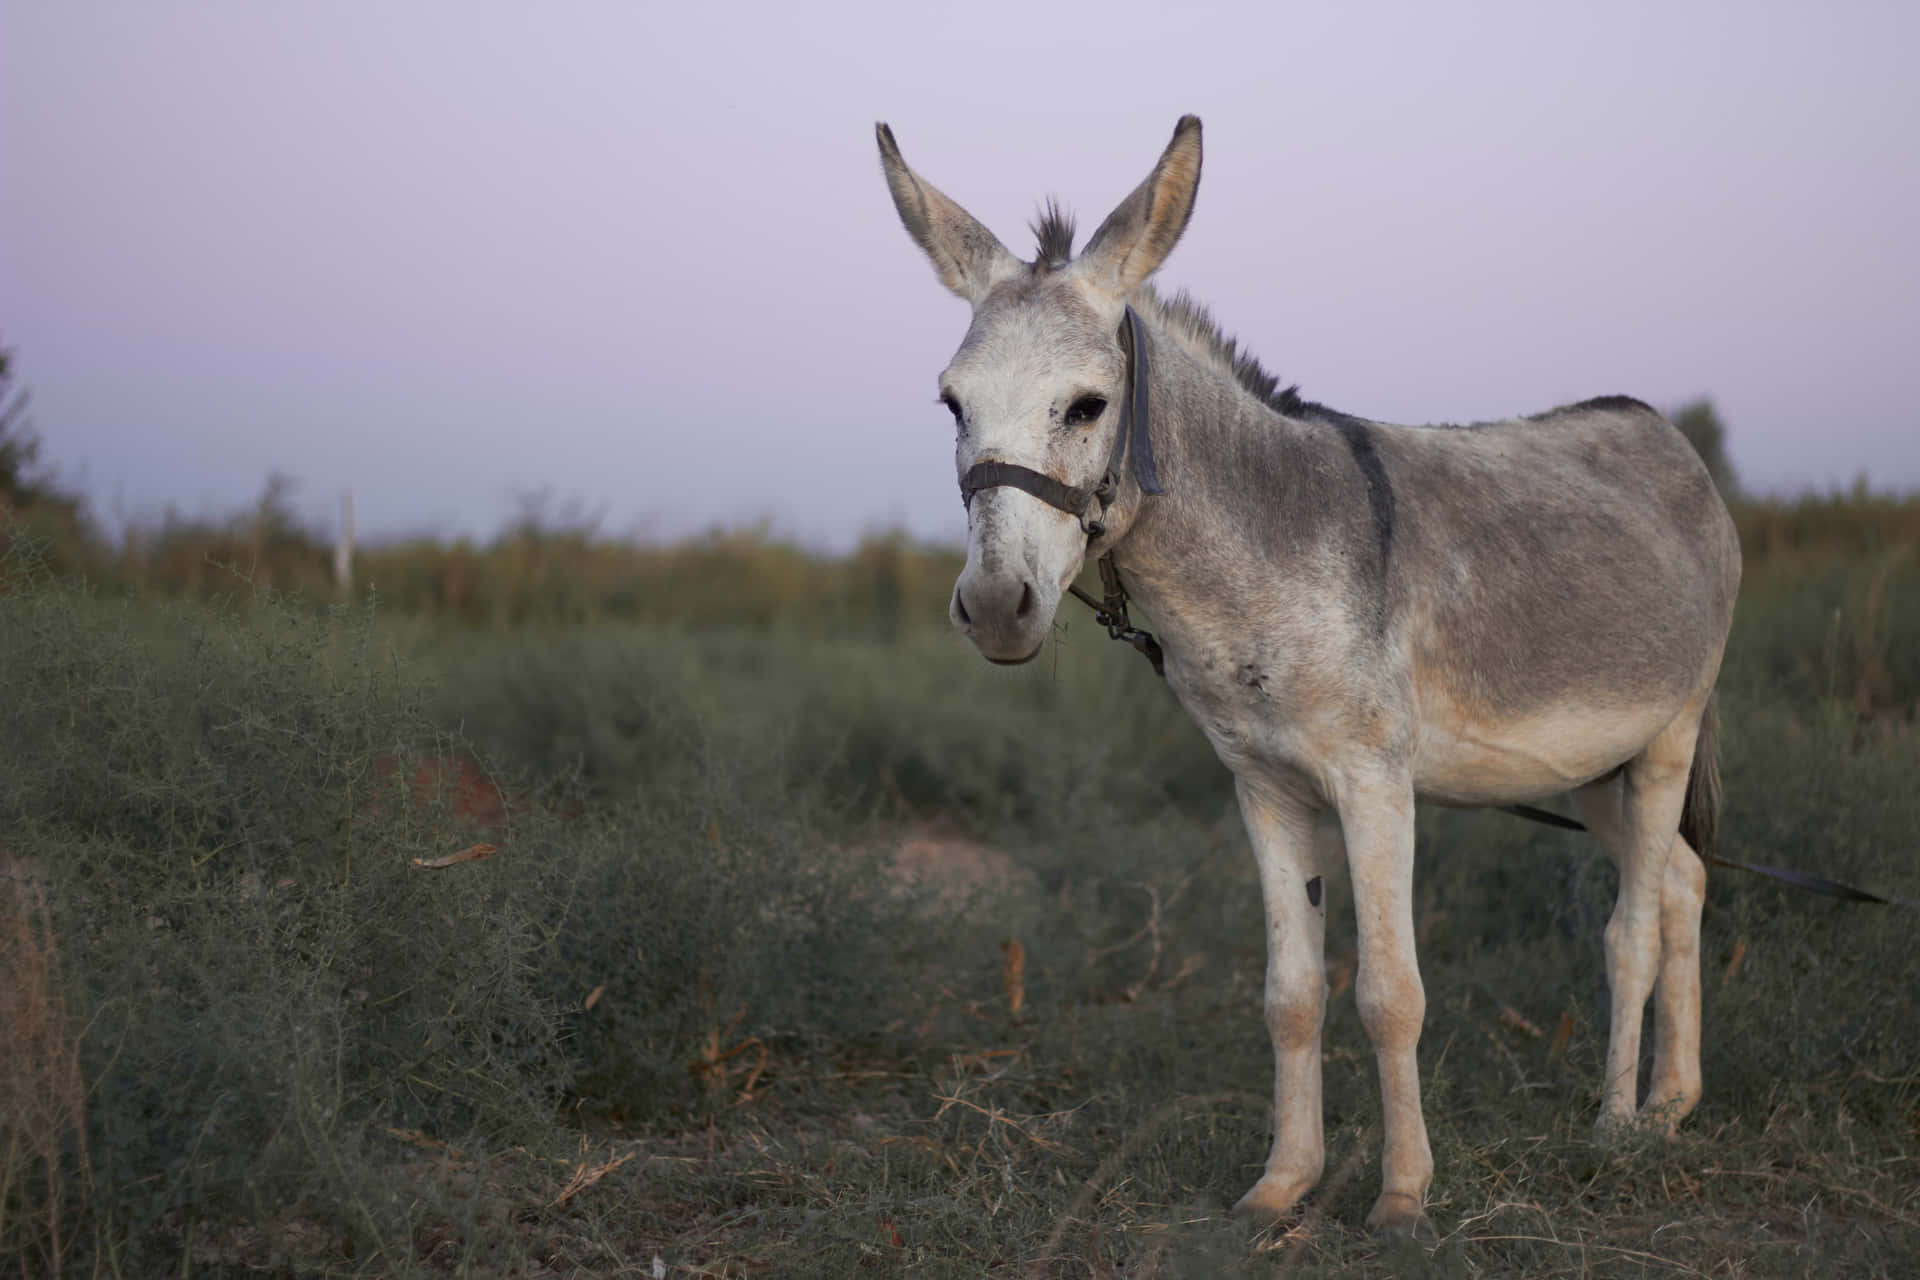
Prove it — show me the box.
[1067,558,1165,676]
[1503,802,1917,907]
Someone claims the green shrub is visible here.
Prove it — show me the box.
[1,552,570,1266]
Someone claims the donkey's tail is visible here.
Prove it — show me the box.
[1679,688,1722,862]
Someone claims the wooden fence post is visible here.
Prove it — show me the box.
[334,489,354,596]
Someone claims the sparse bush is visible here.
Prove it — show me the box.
[1726,546,1920,719]
[1,873,92,1278]
[1670,396,1741,497]
[0,548,572,1268]
[0,345,94,578]
[1735,482,1920,587]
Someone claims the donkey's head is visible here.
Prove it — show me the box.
[877,117,1202,663]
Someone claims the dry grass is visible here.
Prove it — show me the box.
[0,862,91,1278]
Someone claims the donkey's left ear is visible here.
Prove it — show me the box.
[1078,116,1203,295]
[876,122,1022,302]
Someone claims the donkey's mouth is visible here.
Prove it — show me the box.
[985,642,1044,667]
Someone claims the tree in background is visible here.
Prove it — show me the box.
[1670,397,1740,498]
[1,342,95,570]
[0,343,43,504]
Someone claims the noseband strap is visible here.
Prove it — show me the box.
[958,462,1098,523]
[958,305,1163,536]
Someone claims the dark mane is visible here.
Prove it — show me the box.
[1528,394,1657,421]
[1030,200,1076,269]
[1143,287,1329,419]
[1025,227,1338,418]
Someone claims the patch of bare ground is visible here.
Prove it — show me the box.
[885,823,1042,912]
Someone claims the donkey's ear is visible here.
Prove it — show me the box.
[876,123,1021,302]
[1079,116,1203,295]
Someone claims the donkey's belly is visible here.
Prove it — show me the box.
[1411,699,1677,805]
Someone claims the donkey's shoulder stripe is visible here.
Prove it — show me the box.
[1327,412,1395,577]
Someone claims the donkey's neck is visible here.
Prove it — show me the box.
[1110,313,1387,668]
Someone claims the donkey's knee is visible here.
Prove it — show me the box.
[1266,975,1326,1048]
[1663,835,1706,917]
[1355,960,1425,1052]
[1602,905,1661,1002]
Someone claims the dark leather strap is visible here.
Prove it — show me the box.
[1123,306,1163,496]
[959,461,1094,517]
[1068,554,1165,676]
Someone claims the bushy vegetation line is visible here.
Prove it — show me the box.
[14,480,1920,633]
[3,355,1915,636]
[6,346,1913,633]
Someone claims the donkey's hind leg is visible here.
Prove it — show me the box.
[1572,711,1702,1139]
[1572,767,1707,1137]
[1642,833,1705,1132]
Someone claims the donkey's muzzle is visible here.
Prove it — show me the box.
[952,564,1048,663]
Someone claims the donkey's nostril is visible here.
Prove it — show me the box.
[1015,581,1035,618]
[953,588,972,626]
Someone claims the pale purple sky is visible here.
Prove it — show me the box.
[4,1,1916,548]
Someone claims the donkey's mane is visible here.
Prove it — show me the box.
[1030,201,1077,270]
[1136,287,1324,420]
[1031,205,1328,421]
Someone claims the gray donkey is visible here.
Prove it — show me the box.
[875,115,1739,1237]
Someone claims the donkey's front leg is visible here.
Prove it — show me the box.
[1230,777,1330,1221]
[1339,773,1433,1238]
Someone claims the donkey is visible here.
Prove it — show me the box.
[875,115,1741,1236]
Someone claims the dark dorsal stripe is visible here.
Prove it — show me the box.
[1328,413,1394,576]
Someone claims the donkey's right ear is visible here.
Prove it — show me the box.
[876,123,1021,303]
[1077,115,1202,296]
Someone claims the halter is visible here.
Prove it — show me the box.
[956,305,1167,675]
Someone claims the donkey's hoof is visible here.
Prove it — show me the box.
[1231,1174,1311,1223]
[1591,1109,1639,1149]
[1365,1192,1434,1243]
[1635,1092,1698,1139]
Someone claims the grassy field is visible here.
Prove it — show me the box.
[3,527,1917,1277]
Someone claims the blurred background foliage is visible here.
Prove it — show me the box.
[3,336,1915,635]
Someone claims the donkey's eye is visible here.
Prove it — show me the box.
[1064,395,1108,427]
[939,394,964,428]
